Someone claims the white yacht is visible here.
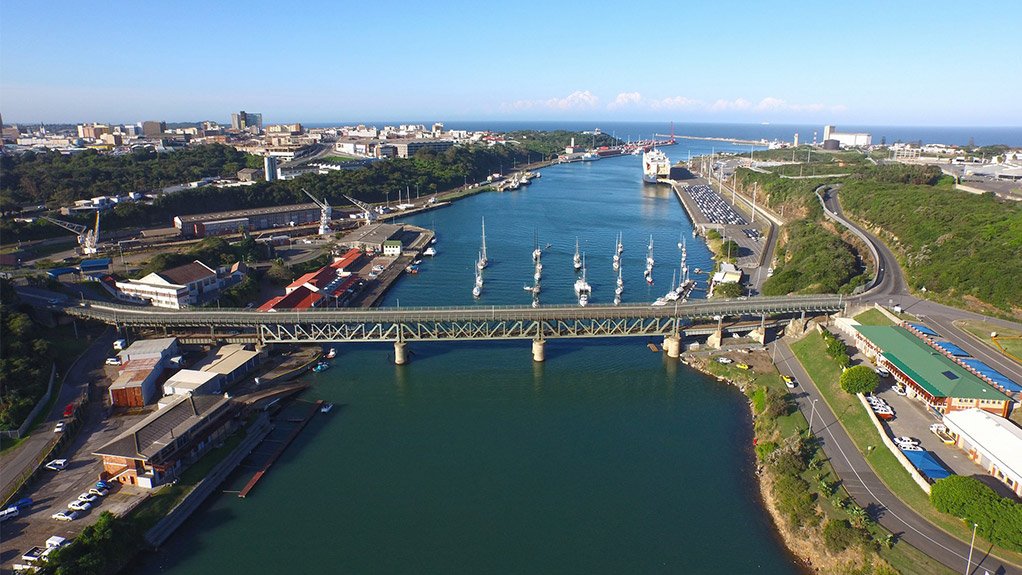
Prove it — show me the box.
[573,237,582,272]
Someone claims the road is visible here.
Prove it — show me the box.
[772,339,1020,575]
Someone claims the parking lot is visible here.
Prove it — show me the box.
[1,375,151,571]
[686,184,748,226]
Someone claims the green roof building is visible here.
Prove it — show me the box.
[852,325,1011,417]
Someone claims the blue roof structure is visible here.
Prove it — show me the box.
[79,258,112,272]
[902,450,953,482]
[46,267,78,278]
[934,340,970,357]
[907,323,939,337]
[960,359,1022,393]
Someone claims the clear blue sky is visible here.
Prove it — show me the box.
[2,0,1019,126]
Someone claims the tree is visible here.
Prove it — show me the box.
[839,365,879,395]
[713,282,744,298]
[719,239,741,260]
[265,260,293,286]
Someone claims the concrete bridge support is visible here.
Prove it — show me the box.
[749,314,768,344]
[706,330,723,349]
[532,338,546,362]
[662,334,681,358]
[394,341,408,365]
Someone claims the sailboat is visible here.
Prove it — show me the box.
[616,232,624,255]
[575,253,592,307]
[478,217,488,270]
[665,270,680,301]
[573,237,582,272]
[615,266,623,296]
[612,235,620,272]
[646,235,655,268]
[473,251,483,298]
[532,232,542,263]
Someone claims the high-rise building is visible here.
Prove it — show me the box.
[142,121,166,138]
[231,111,263,132]
[264,156,278,182]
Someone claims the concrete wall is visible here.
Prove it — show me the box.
[144,415,272,548]
[0,365,57,440]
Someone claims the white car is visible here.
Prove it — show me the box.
[716,357,734,364]
[893,386,906,396]
[53,421,65,433]
[105,357,122,366]
[44,459,68,471]
[894,436,919,446]
[77,493,99,504]
[52,511,79,522]
[67,500,91,512]
[876,368,891,378]
[88,488,109,497]
[900,445,923,452]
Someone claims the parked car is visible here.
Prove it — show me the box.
[893,386,906,396]
[76,493,99,504]
[105,357,122,366]
[735,363,751,370]
[12,498,33,510]
[44,459,68,471]
[782,375,797,389]
[53,421,65,433]
[67,500,91,512]
[62,403,76,418]
[899,445,923,452]
[716,357,733,364]
[95,480,113,490]
[876,368,891,378]
[88,488,109,497]
[894,436,919,446]
[51,511,79,522]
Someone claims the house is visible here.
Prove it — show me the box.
[190,344,259,388]
[163,369,221,396]
[382,240,402,257]
[852,326,1012,417]
[93,394,237,488]
[110,338,179,407]
[942,408,1022,496]
[115,260,220,308]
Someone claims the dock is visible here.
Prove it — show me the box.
[238,399,322,498]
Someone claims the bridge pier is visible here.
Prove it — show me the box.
[706,330,723,349]
[394,341,408,365]
[532,338,545,362]
[662,335,681,358]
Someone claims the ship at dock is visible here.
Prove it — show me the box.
[642,147,671,183]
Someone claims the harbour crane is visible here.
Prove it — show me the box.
[43,212,101,255]
[302,189,333,236]
[342,194,377,226]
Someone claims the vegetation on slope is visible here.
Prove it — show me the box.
[0,278,53,430]
[762,221,865,296]
[839,179,1022,313]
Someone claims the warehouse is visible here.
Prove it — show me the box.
[943,408,1022,496]
[174,203,323,238]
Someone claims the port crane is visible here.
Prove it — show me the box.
[343,194,378,226]
[43,212,101,255]
[302,189,333,235]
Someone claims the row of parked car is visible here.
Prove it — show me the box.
[866,394,895,420]
[51,480,113,522]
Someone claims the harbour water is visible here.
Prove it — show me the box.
[137,150,802,574]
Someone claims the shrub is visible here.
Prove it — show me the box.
[840,365,879,395]
[931,476,1022,552]
[823,519,860,553]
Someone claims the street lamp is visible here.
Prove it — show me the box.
[808,398,820,435]
[966,522,978,575]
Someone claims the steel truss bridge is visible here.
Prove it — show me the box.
[66,295,845,344]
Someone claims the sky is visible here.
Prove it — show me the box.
[1,0,1020,126]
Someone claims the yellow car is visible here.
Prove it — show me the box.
[735,363,751,370]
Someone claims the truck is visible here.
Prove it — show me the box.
[930,423,956,444]
[113,339,127,351]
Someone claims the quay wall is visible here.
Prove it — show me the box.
[144,414,273,548]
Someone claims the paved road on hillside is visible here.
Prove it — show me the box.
[773,340,1019,575]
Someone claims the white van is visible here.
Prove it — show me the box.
[113,339,127,351]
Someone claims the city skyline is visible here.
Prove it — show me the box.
[1,0,1020,126]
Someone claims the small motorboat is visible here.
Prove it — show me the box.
[325,348,337,359]
[313,361,331,373]
[320,403,334,413]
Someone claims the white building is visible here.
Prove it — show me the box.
[822,125,872,148]
[163,369,221,397]
[115,260,219,309]
[943,408,1022,496]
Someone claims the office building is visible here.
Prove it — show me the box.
[142,121,166,138]
[264,155,278,182]
[231,110,263,131]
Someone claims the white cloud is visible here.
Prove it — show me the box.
[709,98,752,112]
[752,97,847,114]
[500,90,599,113]
[649,96,702,110]
[607,92,643,109]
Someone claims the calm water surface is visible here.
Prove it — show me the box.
[137,151,801,574]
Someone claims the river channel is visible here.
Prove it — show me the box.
[137,149,801,574]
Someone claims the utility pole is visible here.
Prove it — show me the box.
[966,522,977,575]
[752,183,758,223]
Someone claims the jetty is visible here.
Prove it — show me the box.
[238,399,322,498]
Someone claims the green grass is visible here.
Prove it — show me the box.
[853,308,895,326]
[322,154,360,163]
[791,331,1022,568]
[957,320,1022,362]
[129,429,245,530]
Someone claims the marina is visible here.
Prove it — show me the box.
[134,143,802,575]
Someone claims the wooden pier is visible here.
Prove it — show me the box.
[238,399,322,498]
